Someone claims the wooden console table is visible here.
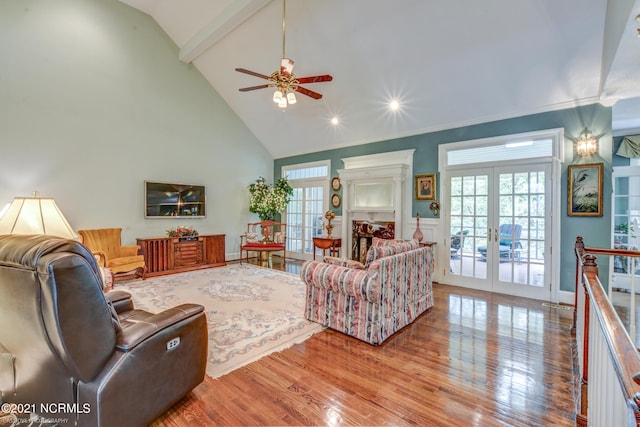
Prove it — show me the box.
[137,234,226,277]
[313,237,341,260]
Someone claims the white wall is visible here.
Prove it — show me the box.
[0,0,273,256]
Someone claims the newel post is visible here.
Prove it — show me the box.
[582,253,599,277]
[581,253,598,384]
[575,236,585,255]
[574,237,585,332]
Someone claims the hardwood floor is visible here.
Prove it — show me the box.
[151,257,576,426]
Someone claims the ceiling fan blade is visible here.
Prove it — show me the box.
[239,84,272,92]
[296,74,333,84]
[235,68,271,80]
[295,86,323,100]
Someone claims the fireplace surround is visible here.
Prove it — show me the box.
[351,220,395,263]
[337,149,414,259]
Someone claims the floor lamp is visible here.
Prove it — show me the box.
[0,194,77,239]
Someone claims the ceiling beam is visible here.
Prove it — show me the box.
[179,0,272,64]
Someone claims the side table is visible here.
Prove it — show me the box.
[313,237,342,260]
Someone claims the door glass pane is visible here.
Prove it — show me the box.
[286,184,324,258]
[450,174,488,279]
[303,186,324,256]
[286,188,303,254]
[497,171,545,287]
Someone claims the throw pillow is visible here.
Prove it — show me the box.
[499,234,515,246]
[372,237,406,247]
[246,232,259,243]
[364,239,420,269]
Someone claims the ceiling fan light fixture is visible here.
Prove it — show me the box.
[235,0,332,106]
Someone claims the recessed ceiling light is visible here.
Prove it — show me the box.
[389,100,400,111]
[331,116,339,125]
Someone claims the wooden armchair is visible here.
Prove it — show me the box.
[78,228,146,280]
[240,220,286,268]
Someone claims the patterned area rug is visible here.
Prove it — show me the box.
[116,264,323,378]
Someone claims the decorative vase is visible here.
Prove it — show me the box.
[413,213,424,242]
[326,223,334,238]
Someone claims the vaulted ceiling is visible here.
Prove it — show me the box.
[119,0,640,158]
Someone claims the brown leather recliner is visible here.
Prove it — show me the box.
[0,235,207,426]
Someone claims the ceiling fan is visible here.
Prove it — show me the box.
[235,0,333,108]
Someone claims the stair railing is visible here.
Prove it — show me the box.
[573,236,640,426]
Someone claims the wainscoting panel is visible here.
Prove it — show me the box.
[411,216,442,283]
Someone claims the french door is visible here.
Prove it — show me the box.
[285,183,325,260]
[445,164,551,300]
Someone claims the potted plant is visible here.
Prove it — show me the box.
[248,176,294,221]
[166,226,199,241]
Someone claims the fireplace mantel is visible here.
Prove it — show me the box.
[337,149,415,258]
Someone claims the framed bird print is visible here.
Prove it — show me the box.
[568,163,603,217]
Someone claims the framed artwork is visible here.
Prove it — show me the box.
[331,177,341,191]
[331,193,341,208]
[568,163,603,217]
[415,173,436,201]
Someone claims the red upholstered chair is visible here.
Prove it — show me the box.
[240,220,286,268]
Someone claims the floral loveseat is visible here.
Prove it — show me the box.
[300,238,434,345]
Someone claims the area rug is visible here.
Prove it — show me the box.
[115,264,323,379]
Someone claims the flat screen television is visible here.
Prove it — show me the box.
[145,181,206,218]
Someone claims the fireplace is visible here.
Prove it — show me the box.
[337,149,415,258]
[352,220,395,262]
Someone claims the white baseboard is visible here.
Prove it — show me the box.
[558,290,576,305]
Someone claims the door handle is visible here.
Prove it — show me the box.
[495,228,498,242]
[487,228,492,241]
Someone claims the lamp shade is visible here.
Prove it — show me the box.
[0,203,9,220]
[0,197,77,239]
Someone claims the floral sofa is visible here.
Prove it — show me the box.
[300,238,434,345]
